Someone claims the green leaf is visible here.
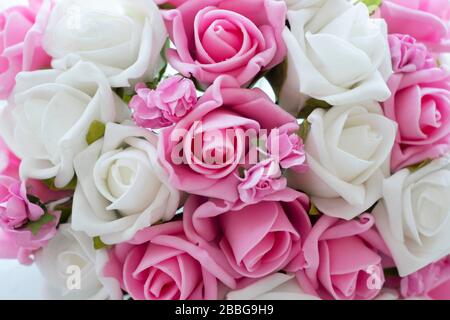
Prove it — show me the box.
[309,203,320,216]
[297,98,332,120]
[237,166,247,179]
[265,59,288,103]
[297,120,311,141]
[25,212,56,236]
[358,0,383,15]
[408,159,432,173]
[122,93,134,104]
[54,200,73,225]
[27,194,43,206]
[42,176,77,191]
[158,3,176,10]
[384,267,399,277]
[86,120,106,145]
[93,236,110,250]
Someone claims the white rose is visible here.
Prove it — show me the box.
[288,103,396,220]
[0,62,129,188]
[279,0,392,114]
[72,122,180,244]
[36,224,122,300]
[226,273,319,300]
[43,0,167,87]
[373,156,450,277]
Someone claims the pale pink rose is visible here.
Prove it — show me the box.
[401,257,450,300]
[292,214,391,300]
[266,123,307,173]
[162,0,287,87]
[130,76,197,129]
[183,189,312,279]
[383,35,450,171]
[158,75,297,203]
[103,221,236,300]
[0,0,52,99]
[237,158,286,204]
[381,0,450,52]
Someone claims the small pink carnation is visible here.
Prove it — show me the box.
[130,75,197,129]
[0,176,61,265]
[0,177,43,229]
[389,34,436,73]
[401,257,450,300]
[237,158,286,204]
[267,123,308,173]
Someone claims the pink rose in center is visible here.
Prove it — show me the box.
[292,214,391,300]
[183,189,312,279]
[0,0,52,99]
[162,0,287,87]
[158,75,296,203]
[381,0,450,52]
[383,34,450,171]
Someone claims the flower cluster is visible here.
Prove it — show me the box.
[0,0,449,301]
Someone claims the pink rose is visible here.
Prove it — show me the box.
[129,76,197,129]
[401,257,450,300]
[267,123,307,173]
[0,0,52,99]
[103,221,236,300]
[237,158,286,204]
[383,35,450,171]
[381,0,450,52]
[162,0,287,87]
[183,189,312,279]
[293,214,391,300]
[158,76,296,203]
[0,177,43,229]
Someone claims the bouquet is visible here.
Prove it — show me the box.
[0,0,449,300]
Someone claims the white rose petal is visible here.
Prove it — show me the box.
[280,0,392,115]
[72,122,180,244]
[36,224,122,300]
[43,0,167,87]
[0,62,130,188]
[373,156,450,277]
[288,103,397,220]
[226,273,319,300]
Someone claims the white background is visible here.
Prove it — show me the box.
[0,0,45,300]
